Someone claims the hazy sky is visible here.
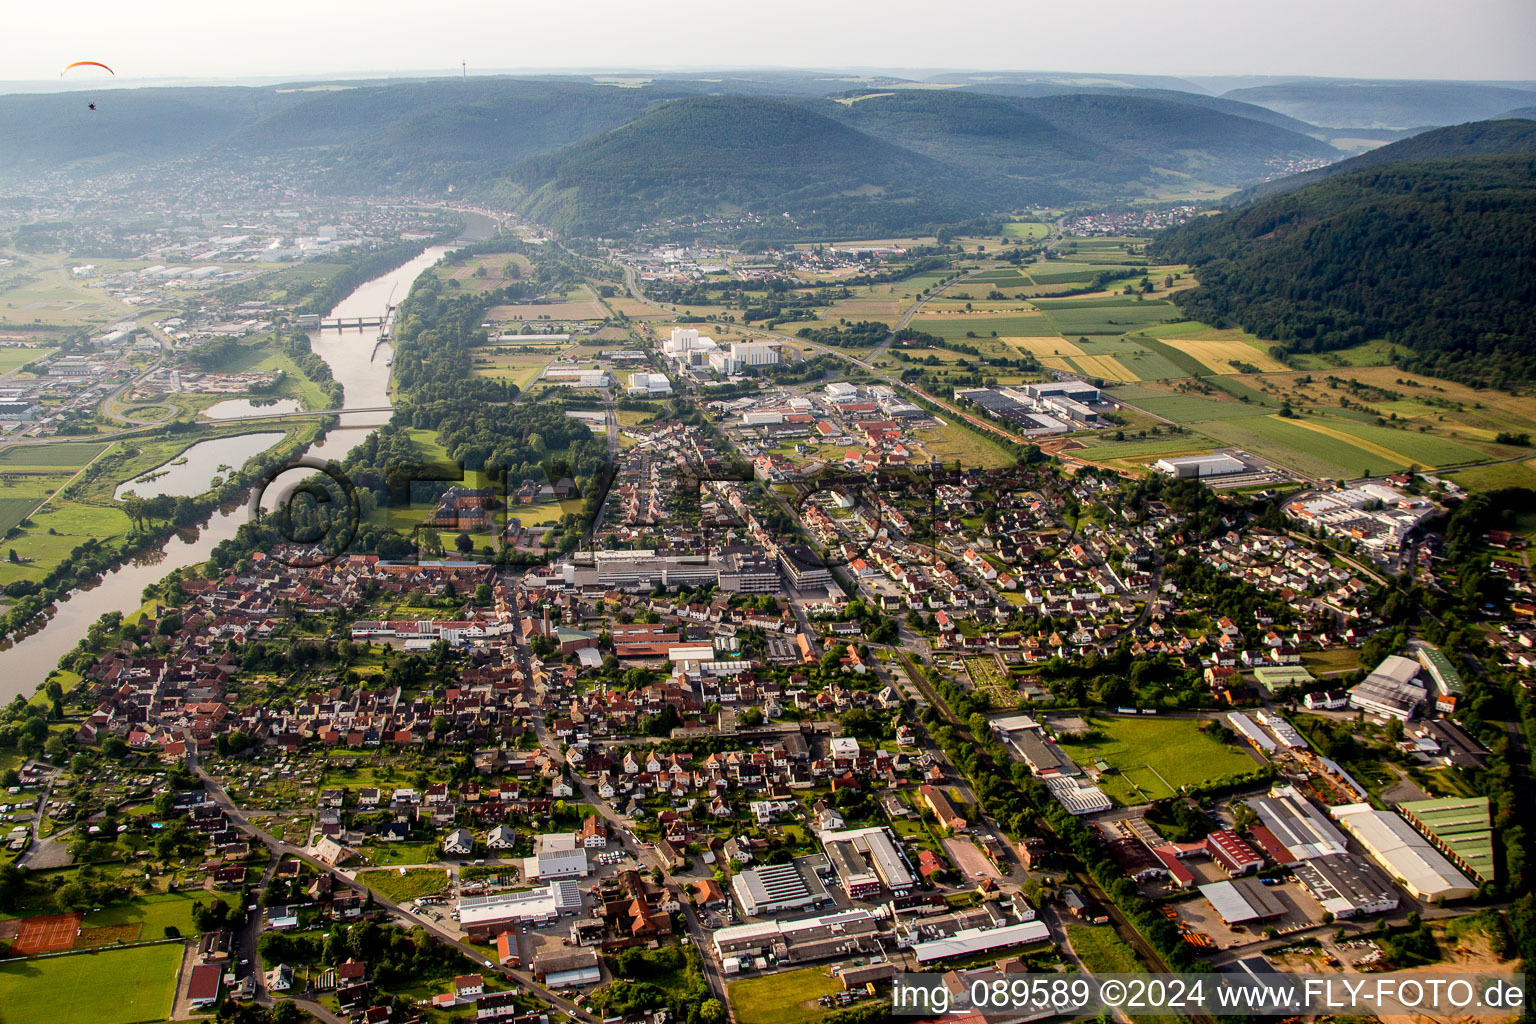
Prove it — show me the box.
[8,0,1535,84]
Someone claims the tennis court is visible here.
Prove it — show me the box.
[12,912,83,954]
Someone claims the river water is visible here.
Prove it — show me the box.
[0,216,491,703]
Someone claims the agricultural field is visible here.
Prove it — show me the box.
[1062,715,1258,805]
[1035,298,1179,337]
[487,283,609,322]
[470,348,562,389]
[910,313,1053,342]
[1104,384,1271,424]
[1002,221,1052,241]
[1138,322,1289,374]
[0,442,110,534]
[0,942,182,1024]
[441,253,531,295]
[0,259,123,327]
[1195,415,1407,480]
[0,346,52,373]
[728,966,844,1024]
[1447,459,1536,492]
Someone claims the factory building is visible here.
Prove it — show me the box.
[1290,854,1400,919]
[1330,804,1477,901]
[1248,786,1350,862]
[1349,655,1427,721]
[731,859,831,917]
[1153,453,1248,479]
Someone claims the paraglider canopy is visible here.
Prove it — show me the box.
[61,61,114,77]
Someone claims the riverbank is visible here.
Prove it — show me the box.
[0,231,474,704]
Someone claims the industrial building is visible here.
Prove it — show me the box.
[1226,712,1277,754]
[1153,453,1248,479]
[523,833,590,881]
[1025,381,1102,403]
[626,372,673,396]
[1349,655,1428,721]
[1330,804,1477,901]
[731,858,831,917]
[1045,776,1112,815]
[911,921,1051,964]
[1205,830,1265,876]
[1416,645,1465,712]
[819,826,915,896]
[1199,878,1288,924]
[1396,797,1495,885]
[730,341,780,367]
[1290,854,1400,919]
[458,881,583,940]
[1248,786,1350,862]
[714,909,881,966]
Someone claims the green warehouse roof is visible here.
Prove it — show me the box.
[1397,796,1494,884]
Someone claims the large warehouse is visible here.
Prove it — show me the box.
[1290,854,1401,919]
[911,921,1051,963]
[1153,453,1248,479]
[1330,804,1478,901]
[1199,877,1288,924]
[1248,786,1350,862]
[731,858,831,917]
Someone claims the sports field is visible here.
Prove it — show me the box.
[0,942,183,1024]
[1065,716,1257,805]
[729,966,843,1024]
[11,912,83,954]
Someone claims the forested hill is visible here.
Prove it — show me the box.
[1233,119,1536,201]
[1149,155,1536,387]
[506,91,1339,237]
[506,95,1022,238]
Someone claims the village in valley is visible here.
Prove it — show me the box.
[0,150,1531,1024]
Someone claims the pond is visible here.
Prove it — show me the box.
[113,432,287,501]
[202,397,301,419]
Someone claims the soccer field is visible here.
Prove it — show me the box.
[1065,716,1257,804]
[0,942,183,1024]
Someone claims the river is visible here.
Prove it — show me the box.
[0,214,494,703]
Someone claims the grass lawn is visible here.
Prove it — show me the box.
[1067,924,1146,975]
[1063,716,1257,804]
[83,892,235,938]
[0,942,183,1024]
[729,966,842,1024]
[359,867,449,903]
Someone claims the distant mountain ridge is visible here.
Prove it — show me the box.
[1229,119,1536,201]
[505,90,1338,237]
[1222,80,1536,130]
